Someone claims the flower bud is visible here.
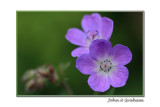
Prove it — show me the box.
[22,64,56,93]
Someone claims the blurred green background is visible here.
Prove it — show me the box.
[17,11,143,96]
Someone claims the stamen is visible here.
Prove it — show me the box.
[85,30,100,43]
[99,59,113,73]
[108,68,110,71]
[100,66,103,70]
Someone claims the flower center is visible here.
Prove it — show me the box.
[99,59,112,72]
[85,30,100,45]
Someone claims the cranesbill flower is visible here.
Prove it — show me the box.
[65,13,113,57]
[76,39,132,92]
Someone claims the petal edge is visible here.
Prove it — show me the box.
[76,54,98,75]
[88,73,110,92]
[111,44,132,65]
[71,47,89,57]
[109,66,129,88]
[65,28,87,46]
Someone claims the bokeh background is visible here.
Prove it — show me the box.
[17,11,144,96]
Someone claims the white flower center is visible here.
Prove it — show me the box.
[99,59,113,72]
[85,31,101,45]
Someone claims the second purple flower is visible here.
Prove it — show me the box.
[65,13,113,57]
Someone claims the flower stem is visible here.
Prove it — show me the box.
[93,91,99,95]
[61,81,73,95]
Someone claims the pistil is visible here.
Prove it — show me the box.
[86,31,100,44]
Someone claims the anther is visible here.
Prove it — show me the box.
[100,66,103,70]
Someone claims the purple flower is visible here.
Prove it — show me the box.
[76,39,132,92]
[65,13,113,57]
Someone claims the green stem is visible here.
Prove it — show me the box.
[61,81,73,95]
[93,91,99,95]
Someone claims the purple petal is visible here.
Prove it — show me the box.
[109,66,129,88]
[88,72,110,92]
[71,47,89,57]
[65,28,87,46]
[89,39,112,60]
[111,44,132,65]
[76,54,98,75]
[81,13,101,32]
[100,17,113,40]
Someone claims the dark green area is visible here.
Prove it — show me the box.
[17,11,144,96]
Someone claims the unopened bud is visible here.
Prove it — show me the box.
[26,79,36,92]
[22,64,56,93]
[22,70,36,82]
[49,65,54,74]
